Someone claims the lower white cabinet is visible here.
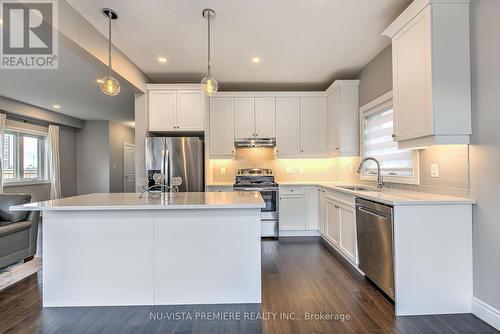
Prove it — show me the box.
[279,193,306,231]
[322,189,358,265]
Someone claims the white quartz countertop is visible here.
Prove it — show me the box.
[277,181,476,206]
[10,192,266,211]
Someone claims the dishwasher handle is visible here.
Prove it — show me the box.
[357,206,390,220]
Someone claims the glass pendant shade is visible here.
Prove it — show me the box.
[99,76,121,96]
[201,75,218,96]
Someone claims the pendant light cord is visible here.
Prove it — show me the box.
[108,12,112,76]
[207,12,211,76]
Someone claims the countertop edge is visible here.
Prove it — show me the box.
[10,204,266,212]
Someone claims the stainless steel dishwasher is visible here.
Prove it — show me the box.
[355,198,395,301]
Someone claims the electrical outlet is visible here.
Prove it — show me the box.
[431,164,439,177]
[299,168,304,174]
[286,167,294,174]
[220,167,226,175]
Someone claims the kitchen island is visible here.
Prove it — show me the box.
[11,192,265,307]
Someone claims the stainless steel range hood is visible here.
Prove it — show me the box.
[234,138,276,148]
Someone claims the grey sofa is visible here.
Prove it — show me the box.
[0,194,39,269]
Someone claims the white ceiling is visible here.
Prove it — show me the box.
[0,36,136,122]
[67,0,410,90]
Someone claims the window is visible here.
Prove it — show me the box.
[360,93,419,185]
[3,130,48,183]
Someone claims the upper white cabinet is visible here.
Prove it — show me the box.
[276,96,328,158]
[234,97,276,139]
[383,0,471,149]
[147,85,205,132]
[276,98,301,156]
[300,97,328,156]
[209,98,235,158]
[326,80,360,156]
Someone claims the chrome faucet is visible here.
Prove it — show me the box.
[357,157,384,189]
[139,184,180,199]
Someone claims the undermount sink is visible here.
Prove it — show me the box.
[337,186,378,192]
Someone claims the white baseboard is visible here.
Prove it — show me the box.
[279,230,320,237]
[472,297,500,331]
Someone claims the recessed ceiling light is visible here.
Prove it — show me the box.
[251,57,261,64]
[53,105,61,109]
[158,57,168,63]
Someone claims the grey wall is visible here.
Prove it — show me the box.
[109,122,135,193]
[134,93,148,191]
[470,0,500,311]
[76,121,110,195]
[356,45,393,107]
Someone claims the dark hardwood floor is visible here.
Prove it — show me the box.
[0,237,497,334]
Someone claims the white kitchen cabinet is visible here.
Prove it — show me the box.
[147,85,205,132]
[326,80,359,156]
[209,98,235,158]
[276,98,301,156]
[318,188,326,236]
[338,203,357,264]
[234,98,255,138]
[234,97,276,139]
[305,187,318,231]
[325,197,340,246]
[383,1,471,148]
[300,97,328,156]
[279,192,306,231]
[206,185,233,192]
[148,91,177,131]
[255,98,275,138]
[177,91,204,131]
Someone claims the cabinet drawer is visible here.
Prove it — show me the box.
[325,189,355,207]
[279,186,306,195]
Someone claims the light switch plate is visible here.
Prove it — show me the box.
[286,167,294,174]
[431,164,439,177]
[299,168,304,174]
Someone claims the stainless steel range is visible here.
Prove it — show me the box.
[233,168,279,237]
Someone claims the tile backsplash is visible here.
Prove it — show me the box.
[208,145,471,198]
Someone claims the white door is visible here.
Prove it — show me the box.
[177,91,204,131]
[209,98,235,157]
[392,8,433,140]
[276,98,301,156]
[300,97,328,155]
[339,204,357,263]
[123,143,136,193]
[234,98,255,138]
[148,91,177,131]
[279,195,306,230]
[255,98,275,138]
[325,198,340,245]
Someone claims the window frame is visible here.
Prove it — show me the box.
[3,127,49,186]
[359,91,420,185]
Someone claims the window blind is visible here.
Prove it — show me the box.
[363,108,414,177]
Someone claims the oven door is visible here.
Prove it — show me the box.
[233,187,279,220]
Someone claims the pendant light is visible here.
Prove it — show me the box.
[98,8,120,96]
[201,8,218,96]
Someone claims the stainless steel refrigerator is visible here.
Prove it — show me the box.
[145,137,204,192]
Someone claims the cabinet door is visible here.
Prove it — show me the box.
[255,98,275,138]
[234,98,255,139]
[325,198,340,245]
[339,204,357,263]
[279,195,306,231]
[300,97,328,155]
[392,8,433,141]
[149,91,177,131]
[327,89,340,154]
[318,188,326,236]
[276,98,301,156]
[177,91,204,131]
[306,187,318,231]
[209,98,235,157]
